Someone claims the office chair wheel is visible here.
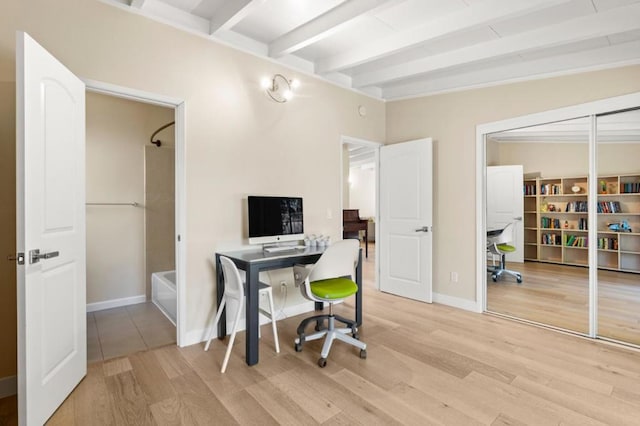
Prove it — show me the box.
[517,277,523,284]
[318,357,327,368]
[294,342,303,352]
[359,349,367,359]
[492,275,497,282]
[352,327,359,340]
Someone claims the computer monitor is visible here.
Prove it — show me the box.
[247,196,304,245]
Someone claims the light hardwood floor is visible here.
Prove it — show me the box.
[3,246,640,424]
[43,247,640,425]
[487,261,640,345]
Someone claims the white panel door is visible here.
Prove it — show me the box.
[17,32,86,425]
[486,165,524,263]
[379,138,432,302]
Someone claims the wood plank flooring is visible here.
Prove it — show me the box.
[2,245,639,424]
[41,249,640,425]
[487,261,640,345]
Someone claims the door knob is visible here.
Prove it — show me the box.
[415,226,431,232]
[29,249,60,264]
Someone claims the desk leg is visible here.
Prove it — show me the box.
[245,265,260,366]
[356,249,362,326]
[364,228,368,258]
[216,254,226,340]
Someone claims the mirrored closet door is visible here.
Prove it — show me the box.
[486,117,590,334]
[596,108,640,346]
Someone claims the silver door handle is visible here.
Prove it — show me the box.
[29,249,60,264]
[415,226,431,232]
[513,217,523,221]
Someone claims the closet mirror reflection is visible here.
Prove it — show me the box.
[486,117,590,334]
[596,108,640,346]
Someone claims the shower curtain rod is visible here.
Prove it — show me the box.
[150,121,175,147]
[86,202,140,207]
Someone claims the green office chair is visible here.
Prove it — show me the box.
[293,239,367,368]
[487,222,523,283]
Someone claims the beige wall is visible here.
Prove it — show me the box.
[0,82,16,379]
[498,142,640,177]
[387,65,640,301]
[0,0,385,346]
[145,145,176,296]
[86,92,174,304]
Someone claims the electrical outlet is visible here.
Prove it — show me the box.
[450,272,459,283]
[280,281,287,292]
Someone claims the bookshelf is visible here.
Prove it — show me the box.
[523,173,640,274]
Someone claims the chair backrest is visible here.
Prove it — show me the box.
[309,239,360,283]
[219,256,244,302]
[489,222,515,246]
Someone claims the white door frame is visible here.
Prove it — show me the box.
[475,91,640,336]
[340,135,382,290]
[84,79,188,347]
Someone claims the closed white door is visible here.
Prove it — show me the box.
[17,32,86,425]
[379,138,432,302]
[487,165,524,263]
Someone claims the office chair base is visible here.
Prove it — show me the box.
[294,314,366,367]
[491,268,523,284]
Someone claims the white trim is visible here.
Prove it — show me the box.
[84,79,182,108]
[84,79,188,347]
[475,91,640,318]
[340,135,382,291]
[175,102,187,348]
[86,295,146,313]
[0,375,17,398]
[433,292,482,313]
[181,301,318,347]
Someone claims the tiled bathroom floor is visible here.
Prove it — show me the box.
[87,301,176,362]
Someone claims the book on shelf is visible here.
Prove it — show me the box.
[621,182,640,193]
[523,183,536,195]
[597,201,622,213]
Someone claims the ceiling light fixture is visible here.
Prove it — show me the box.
[261,74,300,103]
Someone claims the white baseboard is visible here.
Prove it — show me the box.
[87,294,147,313]
[180,301,318,347]
[0,375,17,398]
[433,292,482,313]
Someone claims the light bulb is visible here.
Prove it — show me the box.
[283,89,293,101]
[290,79,300,89]
[260,77,271,90]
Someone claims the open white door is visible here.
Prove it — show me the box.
[17,32,86,425]
[379,138,432,302]
[486,165,524,263]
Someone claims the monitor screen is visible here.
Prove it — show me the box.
[248,196,304,244]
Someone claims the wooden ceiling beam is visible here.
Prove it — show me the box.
[353,3,640,88]
[209,0,266,35]
[268,0,393,58]
[316,0,570,74]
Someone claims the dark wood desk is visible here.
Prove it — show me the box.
[343,209,368,258]
[215,246,363,366]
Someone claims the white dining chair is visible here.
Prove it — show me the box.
[204,255,279,373]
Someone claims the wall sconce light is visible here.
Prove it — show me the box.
[261,74,300,103]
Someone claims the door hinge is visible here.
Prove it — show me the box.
[7,253,25,265]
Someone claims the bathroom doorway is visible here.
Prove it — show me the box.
[85,89,181,361]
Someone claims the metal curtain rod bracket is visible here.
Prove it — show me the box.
[86,202,140,207]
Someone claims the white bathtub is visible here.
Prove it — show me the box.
[152,270,177,326]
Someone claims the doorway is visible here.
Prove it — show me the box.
[341,136,380,289]
[85,91,177,361]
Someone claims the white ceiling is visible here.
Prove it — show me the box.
[104,0,640,100]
